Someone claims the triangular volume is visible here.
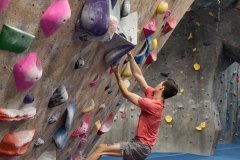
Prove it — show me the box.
[143,18,156,38]
[48,85,68,108]
[0,130,35,156]
[40,0,71,37]
[13,52,42,90]
[0,24,35,53]
[162,18,177,33]
[0,0,11,14]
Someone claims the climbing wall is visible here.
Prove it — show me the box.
[0,0,194,159]
[98,0,240,156]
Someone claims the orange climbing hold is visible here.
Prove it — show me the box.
[0,129,35,156]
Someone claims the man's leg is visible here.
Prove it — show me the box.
[86,143,122,160]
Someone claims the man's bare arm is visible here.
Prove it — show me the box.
[128,52,149,92]
[113,66,140,106]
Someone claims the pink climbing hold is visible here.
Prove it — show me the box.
[143,18,156,38]
[163,10,171,19]
[13,52,43,91]
[0,0,11,14]
[145,51,157,65]
[162,17,177,33]
[98,112,114,135]
[40,0,71,37]
[71,113,91,138]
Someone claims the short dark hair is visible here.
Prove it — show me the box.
[162,78,178,99]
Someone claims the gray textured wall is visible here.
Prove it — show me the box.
[98,0,240,156]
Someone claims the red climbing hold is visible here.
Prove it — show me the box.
[143,18,156,38]
[162,18,177,33]
[145,50,157,65]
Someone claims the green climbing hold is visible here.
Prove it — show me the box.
[0,24,35,53]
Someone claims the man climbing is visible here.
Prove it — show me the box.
[86,52,178,160]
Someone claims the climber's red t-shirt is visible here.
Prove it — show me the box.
[136,87,165,148]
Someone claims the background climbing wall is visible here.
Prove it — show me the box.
[98,0,240,156]
[0,0,194,159]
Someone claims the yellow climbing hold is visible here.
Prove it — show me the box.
[188,32,193,40]
[137,28,141,33]
[200,122,206,129]
[193,63,200,71]
[208,12,215,17]
[196,122,206,131]
[151,38,158,50]
[165,115,172,123]
[121,62,132,77]
[200,76,204,80]
[92,120,101,134]
[180,88,184,94]
[196,126,202,131]
[67,147,72,153]
[157,1,168,14]
[82,99,95,113]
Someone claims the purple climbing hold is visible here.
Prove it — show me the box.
[105,45,134,66]
[23,93,34,104]
[77,0,109,36]
[111,0,117,9]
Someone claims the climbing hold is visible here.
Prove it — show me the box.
[193,63,200,71]
[114,116,118,121]
[105,86,113,94]
[48,85,68,108]
[0,107,36,121]
[130,114,134,118]
[23,93,34,104]
[163,10,171,19]
[75,57,85,69]
[76,0,109,37]
[0,129,35,156]
[165,115,172,123]
[72,112,91,138]
[98,113,114,135]
[119,107,125,113]
[53,104,76,149]
[121,112,127,119]
[135,36,152,64]
[121,0,131,17]
[232,92,237,97]
[179,88,184,94]
[0,0,11,14]
[111,0,117,9]
[90,75,100,87]
[40,0,71,37]
[143,18,156,38]
[192,48,197,52]
[0,24,35,53]
[160,72,170,77]
[121,62,132,77]
[123,78,130,88]
[188,32,193,40]
[208,12,215,17]
[82,99,95,113]
[105,45,134,66]
[48,114,58,124]
[34,138,45,147]
[151,38,158,51]
[162,18,177,33]
[78,137,87,148]
[92,120,101,134]
[65,104,76,130]
[95,104,106,115]
[196,122,206,131]
[13,52,42,90]
[130,106,135,111]
[156,1,168,14]
[145,51,157,65]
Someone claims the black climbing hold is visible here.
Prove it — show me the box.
[48,85,68,108]
[160,72,170,77]
[23,93,34,104]
[203,41,211,46]
[75,57,85,69]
